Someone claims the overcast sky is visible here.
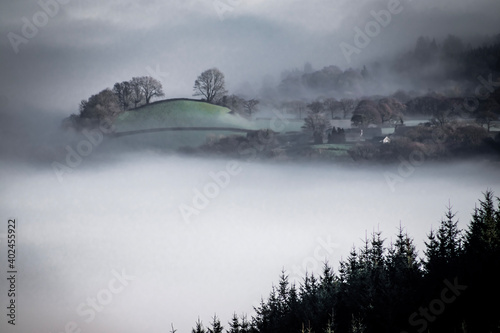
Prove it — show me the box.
[1,0,500,114]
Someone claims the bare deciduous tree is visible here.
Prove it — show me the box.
[475,109,499,132]
[323,98,340,119]
[221,94,245,114]
[244,99,259,117]
[139,76,165,104]
[130,77,145,108]
[302,111,331,144]
[378,97,406,124]
[113,81,132,111]
[129,76,165,105]
[339,98,358,119]
[307,101,324,114]
[351,99,381,127]
[193,68,228,103]
[431,98,460,128]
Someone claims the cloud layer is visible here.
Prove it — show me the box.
[1,0,500,113]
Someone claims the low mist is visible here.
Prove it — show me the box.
[2,0,500,331]
[1,139,498,332]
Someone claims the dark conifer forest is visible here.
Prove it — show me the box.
[189,191,500,333]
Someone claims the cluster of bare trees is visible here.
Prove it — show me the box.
[298,96,407,143]
[351,98,405,128]
[75,67,260,123]
[77,76,164,122]
[74,67,245,125]
[280,98,356,144]
[281,98,358,120]
[192,68,260,118]
[113,76,165,110]
[399,90,500,131]
[219,94,260,118]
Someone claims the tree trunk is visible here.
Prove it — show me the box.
[314,132,323,144]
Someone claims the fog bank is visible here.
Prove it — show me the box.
[1,153,498,332]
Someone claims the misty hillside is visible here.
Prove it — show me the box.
[109,99,255,150]
[113,99,254,132]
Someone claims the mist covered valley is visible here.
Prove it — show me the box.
[2,0,500,332]
[1,136,499,332]
[1,40,500,333]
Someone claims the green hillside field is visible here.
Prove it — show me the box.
[111,99,256,150]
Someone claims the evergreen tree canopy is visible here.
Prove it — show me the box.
[191,192,500,333]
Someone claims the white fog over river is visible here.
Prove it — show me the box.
[0,154,498,333]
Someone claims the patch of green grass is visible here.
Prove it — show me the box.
[311,143,352,150]
[111,99,255,149]
[310,143,352,157]
[114,99,255,131]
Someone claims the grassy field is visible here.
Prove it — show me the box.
[310,143,352,157]
[111,99,255,149]
[114,99,254,131]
